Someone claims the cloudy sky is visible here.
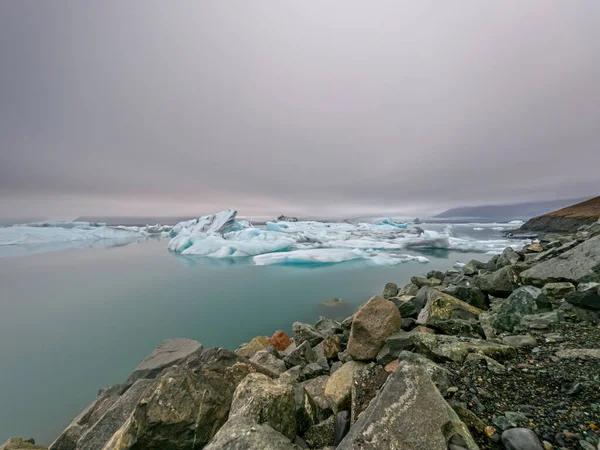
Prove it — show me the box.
[1,1,599,220]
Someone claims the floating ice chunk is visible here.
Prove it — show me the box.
[491,227,505,231]
[375,218,408,229]
[508,220,524,225]
[473,227,484,231]
[254,248,363,265]
[454,261,466,269]
[170,210,239,236]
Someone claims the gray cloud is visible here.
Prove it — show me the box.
[1,1,599,219]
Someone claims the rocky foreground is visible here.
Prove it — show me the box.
[3,222,600,450]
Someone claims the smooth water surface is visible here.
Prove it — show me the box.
[0,227,495,445]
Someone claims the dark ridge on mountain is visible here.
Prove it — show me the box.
[435,197,590,221]
[519,195,600,232]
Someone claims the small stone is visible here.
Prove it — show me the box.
[269,331,292,351]
[447,386,459,393]
[502,428,544,450]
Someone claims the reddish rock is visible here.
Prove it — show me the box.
[384,360,399,373]
[269,330,292,351]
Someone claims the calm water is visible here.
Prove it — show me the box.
[0,228,493,445]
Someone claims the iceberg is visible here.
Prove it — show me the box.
[375,218,408,229]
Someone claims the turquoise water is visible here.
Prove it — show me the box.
[0,234,491,445]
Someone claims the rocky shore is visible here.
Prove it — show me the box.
[3,221,600,450]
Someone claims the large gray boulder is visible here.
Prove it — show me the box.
[126,338,202,383]
[204,416,300,450]
[347,296,401,360]
[292,322,325,347]
[102,367,234,450]
[410,333,516,363]
[300,375,332,421]
[250,349,287,378]
[475,266,521,298]
[416,289,483,336]
[337,360,478,450]
[229,373,296,440]
[565,282,600,310]
[441,283,488,310]
[496,247,522,268]
[501,428,544,450]
[323,361,366,412]
[520,235,600,286]
[482,286,552,334]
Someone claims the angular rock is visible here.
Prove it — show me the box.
[284,340,316,368]
[462,259,492,276]
[313,335,340,361]
[314,317,342,337]
[182,347,254,386]
[376,328,435,366]
[475,266,521,298]
[501,428,544,450]
[350,363,388,424]
[337,360,478,450]
[555,348,600,360]
[0,438,46,450]
[464,353,506,374]
[390,294,426,318]
[519,311,563,330]
[302,362,327,379]
[127,338,202,382]
[347,296,401,360]
[250,349,287,378]
[229,373,296,440]
[294,385,318,434]
[483,286,552,334]
[279,365,304,384]
[526,242,544,253]
[236,336,271,358]
[410,333,516,363]
[304,416,335,449]
[565,282,600,310]
[292,322,325,347]
[416,289,483,336]
[502,335,537,348]
[324,361,366,412]
[441,283,489,310]
[411,276,441,288]
[270,330,293,351]
[520,235,600,286]
[396,351,452,391]
[398,282,419,296]
[427,270,446,282]
[333,411,351,446]
[382,282,399,299]
[496,247,522,268]
[204,416,300,450]
[541,282,576,300]
[300,375,332,421]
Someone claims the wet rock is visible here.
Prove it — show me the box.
[324,361,366,412]
[475,266,521,298]
[236,336,271,358]
[229,373,296,440]
[382,282,399,299]
[304,416,335,449]
[284,340,316,368]
[347,296,401,360]
[270,330,293,351]
[314,317,343,337]
[520,235,600,286]
[337,360,478,450]
[250,349,287,378]
[204,416,300,450]
[350,363,388,423]
[126,338,202,382]
[501,428,544,450]
[103,367,233,450]
[292,322,325,347]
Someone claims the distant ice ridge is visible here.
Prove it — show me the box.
[168,210,531,266]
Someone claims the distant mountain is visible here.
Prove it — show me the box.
[435,197,591,222]
[519,195,600,232]
[73,216,200,226]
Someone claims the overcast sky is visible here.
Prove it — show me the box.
[1,1,599,219]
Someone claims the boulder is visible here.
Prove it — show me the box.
[302,361,328,379]
[229,373,296,440]
[462,259,492,276]
[279,366,304,384]
[304,416,335,449]
[347,296,401,360]
[526,242,544,253]
[283,340,316,368]
[269,330,293,351]
[502,335,537,348]
[376,328,435,366]
[519,311,563,330]
[398,282,419,296]
[0,439,46,450]
[102,367,234,450]
[333,411,351,446]
[416,289,483,336]
[565,282,600,310]
[350,363,388,424]
[337,360,478,450]
[411,276,441,288]
[236,336,271,358]
[397,351,451,391]
[441,283,488,310]
[323,361,366,412]
[541,282,575,300]
[292,322,325,347]
[182,347,254,385]
[203,416,300,450]
[75,379,155,450]
[427,270,446,282]
[126,338,202,382]
[410,333,516,363]
[313,335,341,361]
[520,235,600,286]
[314,317,343,337]
[294,386,318,434]
[482,286,552,334]
[390,294,426,318]
[496,247,522,268]
[382,282,399,299]
[250,349,287,378]
[300,375,332,421]
[501,428,544,450]
[475,266,521,298]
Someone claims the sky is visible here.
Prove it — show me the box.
[1,1,599,220]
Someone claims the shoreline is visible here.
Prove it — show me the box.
[3,221,600,450]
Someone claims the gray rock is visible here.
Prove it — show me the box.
[382,282,399,299]
[126,338,202,382]
[520,235,600,286]
[1,438,46,450]
[483,286,552,333]
[250,349,287,378]
[303,362,328,379]
[204,416,300,450]
[102,367,234,450]
[330,361,343,374]
[376,328,435,366]
[324,361,366,412]
[411,276,442,288]
[337,360,478,450]
[441,283,488,310]
[464,353,506,374]
[76,379,154,450]
[475,266,521,298]
[292,322,325,347]
[350,363,389,424]
[501,428,544,450]
[555,348,600,360]
[519,311,563,330]
[462,259,493,276]
[294,386,318,434]
[541,282,576,300]
[314,317,342,337]
[229,373,296,440]
[279,366,305,384]
[304,416,335,449]
[502,335,537,348]
[565,282,600,310]
[333,411,351,446]
[284,340,316,368]
[390,293,427,318]
[396,351,452,391]
[416,289,483,336]
[398,282,419,296]
[347,296,401,360]
[496,247,522,268]
[410,333,516,363]
[300,376,332,421]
